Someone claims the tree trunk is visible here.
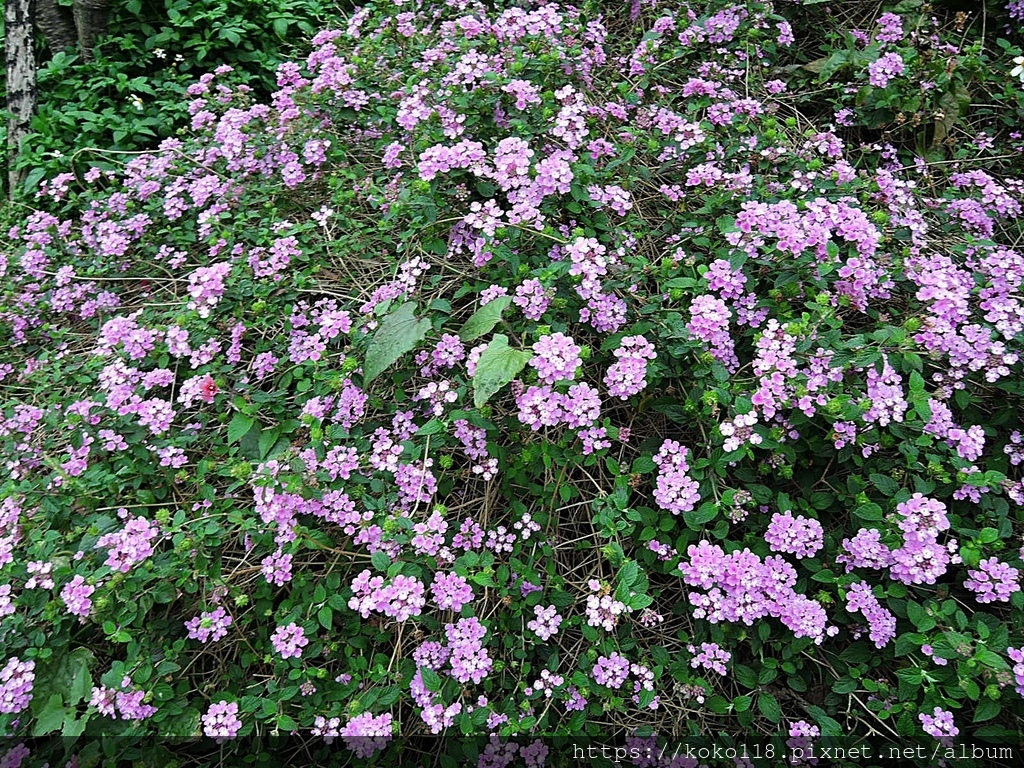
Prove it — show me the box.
[37,0,76,56]
[73,0,111,62]
[6,0,37,197]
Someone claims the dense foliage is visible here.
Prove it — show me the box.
[1,0,1024,766]
[3,0,335,193]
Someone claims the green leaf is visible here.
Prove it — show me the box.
[416,419,446,436]
[364,302,431,386]
[459,296,512,342]
[227,413,255,444]
[974,698,1000,723]
[617,561,639,589]
[420,666,443,693]
[62,714,89,738]
[472,334,532,408]
[33,694,69,736]
[258,428,281,460]
[632,455,657,474]
[66,650,92,707]
[854,502,883,521]
[906,601,935,632]
[870,473,900,497]
[371,551,391,572]
[806,705,843,737]
[684,502,718,530]
[317,606,333,630]
[758,693,782,723]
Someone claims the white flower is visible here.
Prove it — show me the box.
[129,94,144,111]
[1011,56,1024,80]
[153,48,166,59]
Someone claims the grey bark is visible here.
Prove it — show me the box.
[72,0,111,62]
[36,0,77,56]
[6,0,37,197]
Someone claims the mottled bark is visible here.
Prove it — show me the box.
[73,0,111,62]
[36,0,77,56]
[6,0,37,196]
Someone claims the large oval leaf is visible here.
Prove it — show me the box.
[364,302,431,386]
[472,334,532,408]
[459,295,512,342]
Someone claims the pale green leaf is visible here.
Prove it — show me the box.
[472,334,532,408]
[459,296,512,342]
[364,302,431,385]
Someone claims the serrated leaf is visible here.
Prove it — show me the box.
[618,560,639,589]
[364,302,431,385]
[67,653,92,707]
[870,473,899,497]
[472,334,531,408]
[317,606,333,630]
[416,419,446,436]
[906,601,935,632]
[33,694,68,736]
[632,455,657,474]
[758,693,782,723]
[459,296,512,341]
[420,666,443,693]
[227,413,255,444]
[62,714,88,738]
[371,551,391,572]
[684,502,718,530]
[806,705,843,736]
[974,698,1000,723]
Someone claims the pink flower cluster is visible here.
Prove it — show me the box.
[889,495,959,586]
[89,677,157,721]
[844,581,896,649]
[688,642,731,675]
[592,652,631,688]
[0,658,34,713]
[516,382,602,431]
[445,616,492,684]
[652,439,700,515]
[529,332,581,383]
[526,604,562,640]
[583,580,631,631]
[341,711,393,758]
[202,700,242,743]
[270,622,309,659]
[919,707,958,743]
[431,571,474,611]
[185,606,233,642]
[678,541,837,644]
[687,294,738,372]
[60,574,95,620]
[348,570,426,622]
[764,511,824,559]
[604,335,656,400]
[963,557,1021,604]
[95,513,160,573]
[186,262,231,317]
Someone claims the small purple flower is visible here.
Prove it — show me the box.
[202,700,242,743]
[270,622,308,659]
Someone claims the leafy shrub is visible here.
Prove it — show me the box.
[1,0,1024,766]
[4,0,334,194]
